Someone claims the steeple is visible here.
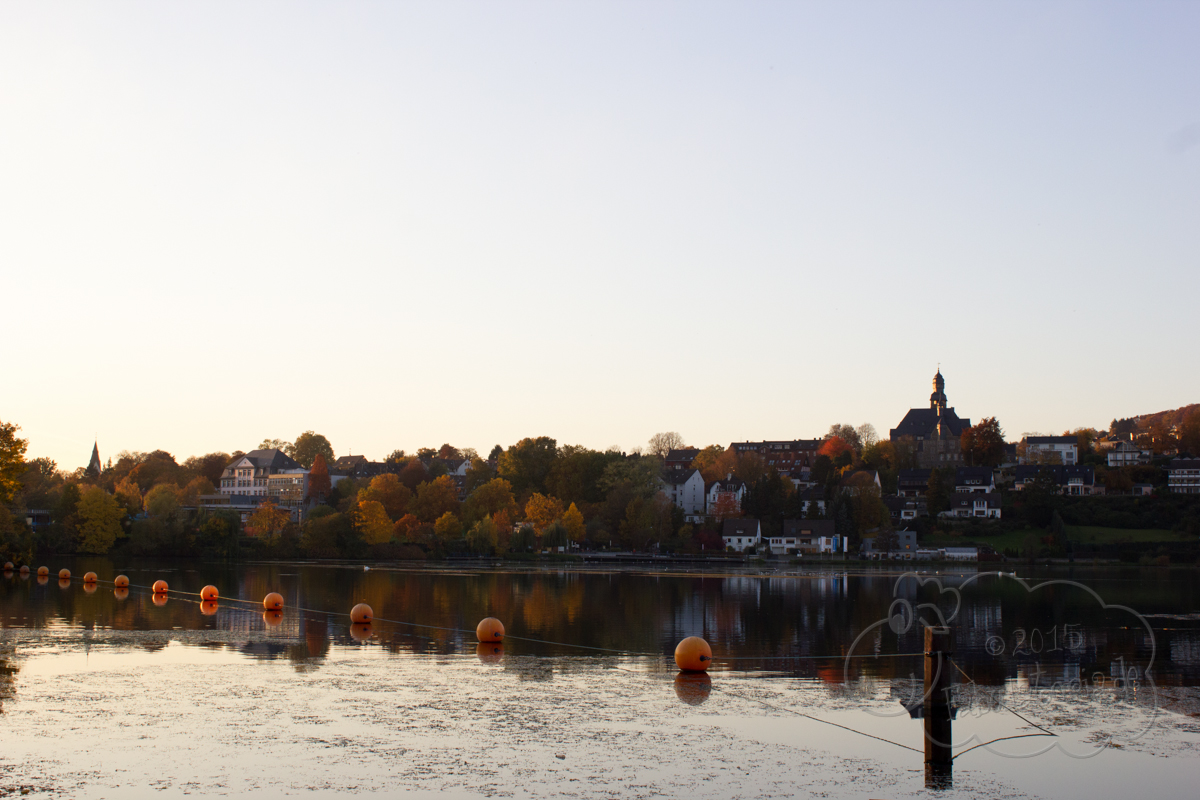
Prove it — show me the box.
[929,369,947,411]
[86,441,102,478]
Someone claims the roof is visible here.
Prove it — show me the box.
[661,468,702,486]
[707,478,746,492]
[1170,459,1200,469]
[898,469,932,484]
[955,467,994,484]
[1025,436,1077,445]
[890,407,969,439]
[729,440,823,452]
[227,449,302,471]
[665,449,700,462]
[333,455,369,468]
[721,519,761,538]
[781,519,835,537]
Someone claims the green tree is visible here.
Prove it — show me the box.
[198,511,240,559]
[463,458,495,493]
[497,437,558,496]
[1021,468,1061,528]
[467,515,499,554]
[542,521,570,550]
[76,487,123,554]
[961,417,1006,467]
[289,431,335,469]
[0,420,29,505]
[926,468,953,516]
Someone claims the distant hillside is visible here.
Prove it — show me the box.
[1111,404,1200,435]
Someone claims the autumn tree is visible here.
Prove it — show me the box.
[647,432,686,459]
[545,445,617,505]
[437,444,461,460]
[182,452,231,485]
[290,431,335,469]
[1179,411,1200,456]
[259,438,292,452]
[127,450,182,490]
[818,436,852,462]
[113,477,143,517]
[826,424,863,454]
[307,453,332,502]
[179,477,215,506]
[463,458,495,493]
[248,500,290,539]
[398,458,428,491]
[393,513,421,541]
[410,475,460,522]
[76,487,123,554]
[961,417,1006,467]
[561,502,586,543]
[462,478,518,524]
[353,500,394,545]
[144,484,180,518]
[497,436,558,496]
[359,473,412,520]
[487,445,503,461]
[690,445,728,481]
[524,493,565,531]
[434,511,462,541]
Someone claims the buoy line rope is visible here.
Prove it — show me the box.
[947,656,1057,738]
[51,578,935,665]
[718,685,923,754]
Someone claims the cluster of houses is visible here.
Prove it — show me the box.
[184,369,1196,541]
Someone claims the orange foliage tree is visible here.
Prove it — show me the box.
[524,493,565,531]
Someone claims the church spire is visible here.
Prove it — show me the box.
[930,369,947,411]
[86,441,102,478]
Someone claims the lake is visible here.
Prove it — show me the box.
[1,559,1198,798]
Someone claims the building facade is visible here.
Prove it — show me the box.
[660,469,707,520]
[218,449,303,497]
[1021,436,1079,465]
[1168,459,1200,494]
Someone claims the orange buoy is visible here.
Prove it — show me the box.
[200,600,219,616]
[476,617,505,643]
[349,622,373,642]
[674,672,712,705]
[200,585,219,601]
[114,575,129,588]
[263,592,284,611]
[674,636,713,672]
[263,609,283,627]
[37,566,49,577]
[58,578,71,589]
[58,569,71,580]
[152,580,168,593]
[350,603,373,624]
[152,593,168,606]
[476,642,504,665]
[19,565,29,575]
[3,562,13,571]
[83,582,97,595]
[114,587,130,601]
[83,572,98,584]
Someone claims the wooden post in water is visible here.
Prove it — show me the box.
[923,626,953,789]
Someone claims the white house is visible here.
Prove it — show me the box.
[660,469,707,521]
[707,477,746,516]
[941,494,1002,519]
[1021,436,1079,465]
[954,467,995,493]
[721,519,761,553]
[1107,441,1151,468]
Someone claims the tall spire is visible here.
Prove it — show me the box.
[930,369,947,411]
[87,441,102,477]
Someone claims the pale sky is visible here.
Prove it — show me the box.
[2,1,1198,470]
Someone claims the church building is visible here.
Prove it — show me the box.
[889,371,971,468]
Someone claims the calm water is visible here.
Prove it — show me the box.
[1,559,1198,798]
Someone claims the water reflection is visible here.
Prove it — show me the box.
[0,561,1197,689]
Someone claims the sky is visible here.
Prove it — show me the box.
[1,1,1198,469]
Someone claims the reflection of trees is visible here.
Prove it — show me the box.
[0,649,17,712]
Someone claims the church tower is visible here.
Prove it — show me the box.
[929,369,947,412]
[86,441,102,478]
